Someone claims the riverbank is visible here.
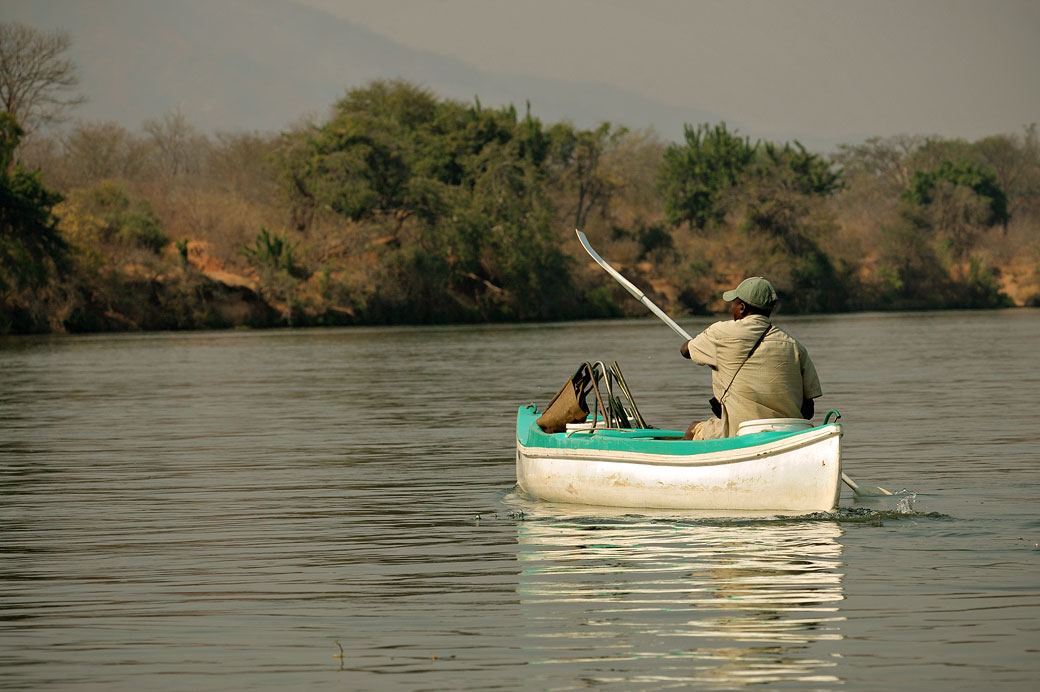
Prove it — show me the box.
[6,84,1038,335]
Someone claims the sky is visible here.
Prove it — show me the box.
[3,0,1038,147]
[298,0,1040,142]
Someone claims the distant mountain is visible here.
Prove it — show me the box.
[2,0,727,140]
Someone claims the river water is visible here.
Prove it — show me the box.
[1,310,1037,691]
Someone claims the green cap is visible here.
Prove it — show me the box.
[722,276,778,309]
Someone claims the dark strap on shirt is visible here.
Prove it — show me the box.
[719,325,773,405]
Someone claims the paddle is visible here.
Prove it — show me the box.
[576,230,693,342]
[841,472,893,496]
[575,229,893,499]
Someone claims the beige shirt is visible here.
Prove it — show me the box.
[686,315,822,437]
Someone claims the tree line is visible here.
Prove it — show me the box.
[2,22,1038,334]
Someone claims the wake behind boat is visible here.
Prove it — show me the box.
[515,361,843,512]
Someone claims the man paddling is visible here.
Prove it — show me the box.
[680,277,822,440]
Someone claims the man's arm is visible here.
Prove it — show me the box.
[681,325,718,368]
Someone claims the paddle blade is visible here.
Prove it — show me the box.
[842,472,894,497]
[852,484,894,497]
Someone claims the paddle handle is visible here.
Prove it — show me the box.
[576,230,693,342]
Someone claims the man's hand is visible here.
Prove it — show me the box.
[680,340,691,359]
[801,397,815,420]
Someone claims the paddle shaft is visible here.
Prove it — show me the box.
[575,230,693,342]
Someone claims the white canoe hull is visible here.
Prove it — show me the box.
[516,424,842,512]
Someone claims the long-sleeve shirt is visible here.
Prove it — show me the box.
[685,314,822,437]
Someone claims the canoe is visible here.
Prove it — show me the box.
[515,404,843,512]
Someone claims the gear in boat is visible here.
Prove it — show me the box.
[535,360,655,434]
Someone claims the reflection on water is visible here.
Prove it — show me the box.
[516,515,844,688]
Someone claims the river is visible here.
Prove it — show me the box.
[1,310,1037,690]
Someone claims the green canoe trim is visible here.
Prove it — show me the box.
[516,404,818,455]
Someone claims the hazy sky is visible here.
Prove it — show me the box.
[298,0,1040,141]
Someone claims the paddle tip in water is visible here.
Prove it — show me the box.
[854,485,894,497]
[842,472,894,496]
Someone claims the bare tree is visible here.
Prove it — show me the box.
[0,22,86,135]
[61,120,152,188]
[143,108,209,178]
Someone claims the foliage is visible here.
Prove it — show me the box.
[5,70,1037,333]
[275,79,581,321]
[240,226,306,278]
[971,125,1040,220]
[659,122,756,229]
[59,182,167,252]
[548,121,628,228]
[898,159,1010,269]
[0,111,67,299]
[175,238,189,264]
[240,227,310,325]
[611,222,674,261]
[902,159,1008,227]
[758,141,841,196]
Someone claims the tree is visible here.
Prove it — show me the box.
[0,22,85,135]
[143,109,209,178]
[902,159,1009,263]
[658,122,756,229]
[240,227,308,325]
[971,125,1040,221]
[0,112,67,300]
[58,182,167,253]
[548,121,626,229]
[273,80,583,322]
[832,134,925,190]
[278,81,434,227]
[60,120,151,188]
[207,130,281,203]
[730,142,844,312]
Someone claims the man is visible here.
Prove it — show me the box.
[680,277,822,440]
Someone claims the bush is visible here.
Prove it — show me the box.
[59,182,167,252]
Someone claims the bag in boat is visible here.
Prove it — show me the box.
[536,364,592,433]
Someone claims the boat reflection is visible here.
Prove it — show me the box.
[515,510,844,688]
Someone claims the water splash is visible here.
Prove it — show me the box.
[895,491,918,514]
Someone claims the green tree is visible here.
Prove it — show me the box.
[734,148,845,312]
[740,142,840,252]
[0,111,66,300]
[60,181,167,253]
[658,122,756,229]
[240,227,309,325]
[902,159,1009,263]
[275,80,579,322]
[902,159,1008,227]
